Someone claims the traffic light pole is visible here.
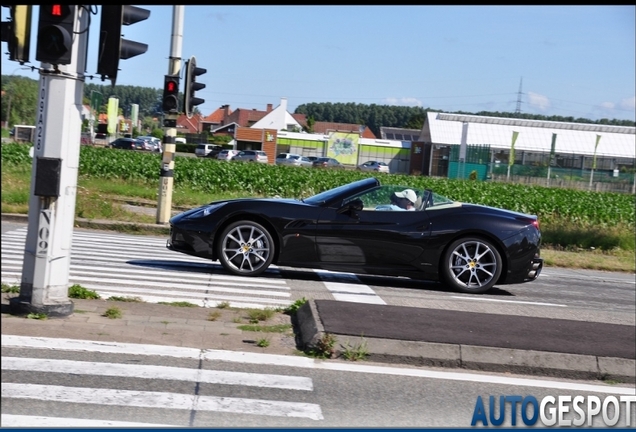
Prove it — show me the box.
[10,8,89,316]
[156,5,184,224]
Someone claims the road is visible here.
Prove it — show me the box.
[2,221,634,326]
[2,335,634,428]
[2,221,635,427]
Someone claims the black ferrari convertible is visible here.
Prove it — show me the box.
[167,177,543,294]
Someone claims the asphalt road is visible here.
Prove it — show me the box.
[3,337,635,427]
[2,220,634,327]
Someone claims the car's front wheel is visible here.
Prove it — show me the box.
[216,221,275,276]
[441,237,502,294]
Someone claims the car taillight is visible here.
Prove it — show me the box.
[533,219,540,230]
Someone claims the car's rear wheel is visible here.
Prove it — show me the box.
[216,221,275,276]
[441,237,502,294]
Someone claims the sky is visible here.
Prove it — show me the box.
[3,5,635,122]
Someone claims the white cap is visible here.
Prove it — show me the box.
[394,189,417,204]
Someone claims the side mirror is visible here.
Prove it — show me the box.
[337,198,363,215]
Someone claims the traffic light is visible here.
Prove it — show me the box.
[36,4,75,65]
[183,56,207,118]
[1,5,32,64]
[97,5,150,86]
[162,74,179,113]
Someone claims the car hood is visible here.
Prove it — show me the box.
[170,197,303,223]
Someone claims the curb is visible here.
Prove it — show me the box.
[297,300,636,384]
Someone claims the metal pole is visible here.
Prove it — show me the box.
[156,5,184,224]
[11,7,90,317]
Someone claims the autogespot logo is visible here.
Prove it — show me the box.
[471,395,636,427]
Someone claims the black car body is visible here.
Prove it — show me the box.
[110,138,144,150]
[312,157,344,169]
[167,177,543,294]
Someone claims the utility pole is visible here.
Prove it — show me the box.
[515,77,523,115]
[156,5,184,224]
[10,7,90,316]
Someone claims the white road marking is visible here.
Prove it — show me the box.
[314,269,386,305]
[4,335,633,395]
[1,228,290,309]
[450,296,567,307]
[2,383,324,420]
[2,356,313,390]
[1,414,175,427]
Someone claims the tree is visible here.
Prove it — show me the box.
[1,76,38,127]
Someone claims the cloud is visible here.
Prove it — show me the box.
[619,96,636,111]
[526,92,551,111]
[384,97,423,107]
[599,101,615,110]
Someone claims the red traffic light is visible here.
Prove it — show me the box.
[44,5,70,19]
[162,75,180,113]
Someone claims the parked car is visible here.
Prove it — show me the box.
[358,160,390,173]
[275,153,312,167]
[167,177,543,294]
[312,157,344,169]
[196,143,222,158]
[275,153,301,165]
[137,136,162,152]
[233,150,269,163]
[217,149,239,161]
[110,138,144,150]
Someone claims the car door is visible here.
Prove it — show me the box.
[314,203,431,269]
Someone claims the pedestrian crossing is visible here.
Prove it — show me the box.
[1,335,323,427]
[1,227,292,309]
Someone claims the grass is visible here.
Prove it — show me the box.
[157,301,198,307]
[256,338,271,348]
[246,307,277,323]
[237,323,292,333]
[1,283,20,294]
[208,310,222,321]
[26,312,47,320]
[107,296,144,302]
[103,307,122,319]
[341,338,369,361]
[68,284,101,299]
[284,297,308,314]
[306,333,337,359]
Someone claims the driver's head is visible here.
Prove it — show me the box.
[394,189,416,208]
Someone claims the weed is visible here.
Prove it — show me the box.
[68,284,101,299]
[284,297,308,315]
[341,338,369,361]
[107,296,143,302]
[307,333,337,359]
[158,301,197,308]
[103,307,122,319]
[246,307,276,323]
[237,323,292,333]
[160,320,172,325]
[232,315,243,324]
[256,338,271,348]
[208,310,222,321]
[216,301,231,309]
[1,283,19,294]
[73,309,88,314]
[26,312,47,320]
